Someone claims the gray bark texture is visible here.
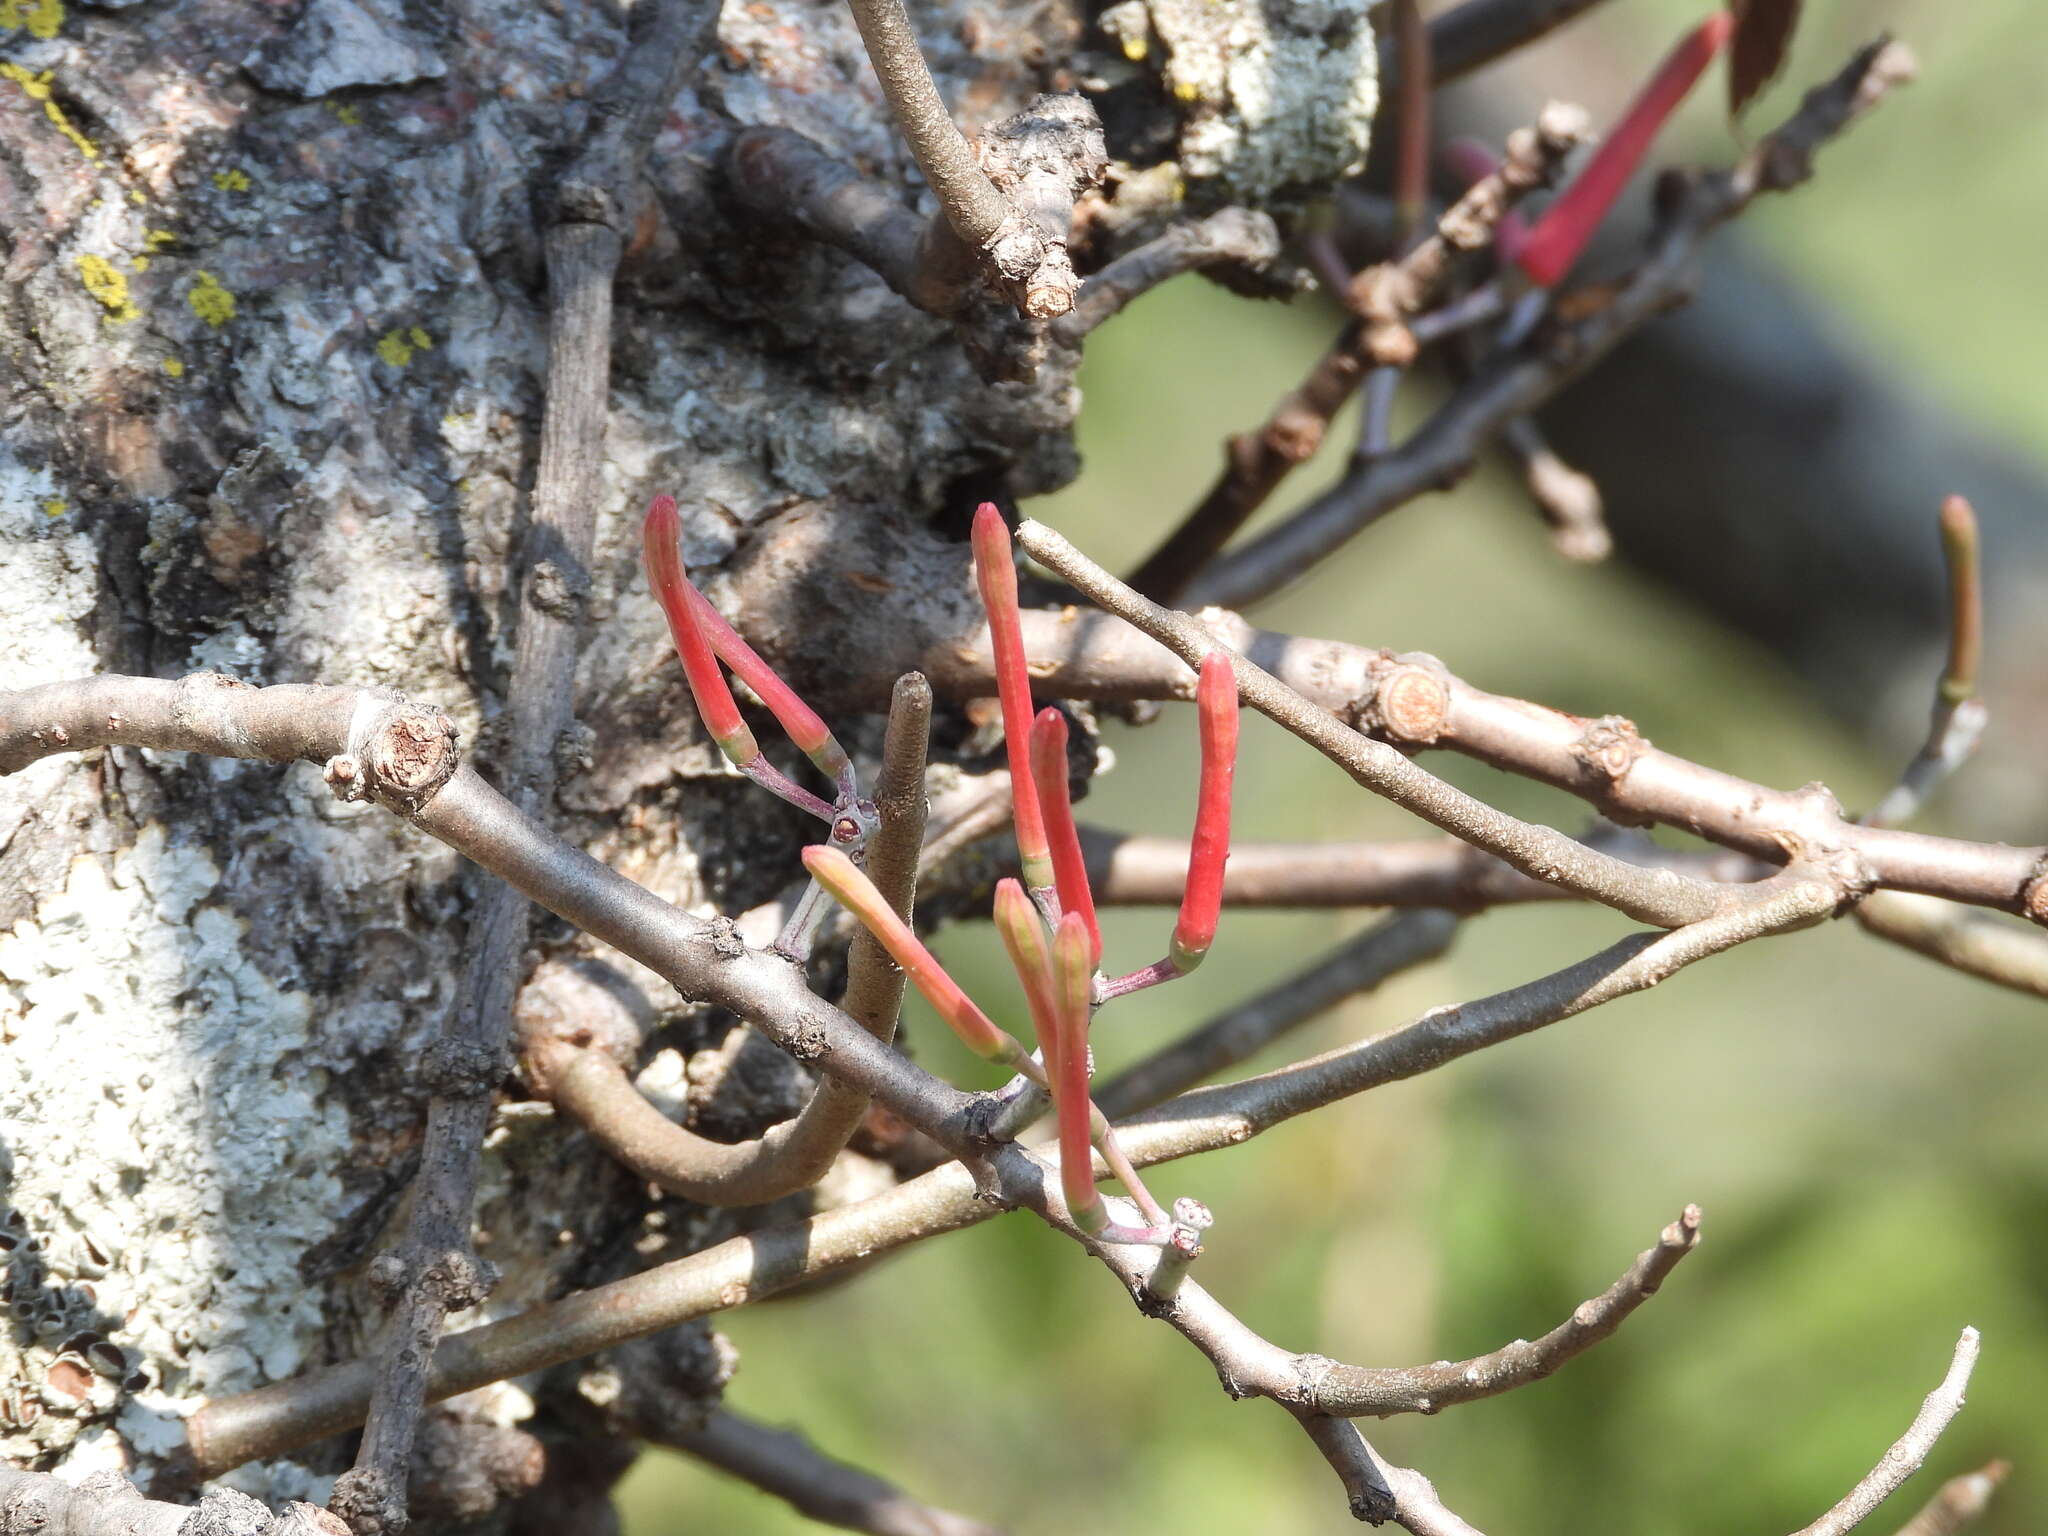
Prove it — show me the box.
[0,0,1375,1524]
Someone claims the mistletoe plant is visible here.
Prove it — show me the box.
[643,499,1239,1252]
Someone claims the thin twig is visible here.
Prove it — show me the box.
[1856,892,2048,1000]
[1051,208,1281,345]
[1188,38,1918,609]
[656,1409,1005,1536]
[1084,827,1763,911]
[1890,1460,2009,1536]
[1786,1329,1981,1536]
[526,674,931,1206]
[1499,415,1610,561]
[1390,0,1433,237]
[1093,909,1459,1117]
[1868,496,1987,828]
[330,8,700,1529]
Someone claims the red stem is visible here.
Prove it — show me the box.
[1516,10,1735,289]
[973,505,1054,890]
[681,585,853,790]
[643,497,758,767]
[1050,913,1102,1230]
[992,877,1061,1069]
[1171,653,1240,973]
[1029,708,1101,966]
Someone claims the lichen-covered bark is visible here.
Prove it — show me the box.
[0,0,1373,1520]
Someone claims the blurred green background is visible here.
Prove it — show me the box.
[621,1,2046,1529]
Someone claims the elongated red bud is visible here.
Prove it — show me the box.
[992,877,1061,1068]
[644,497,759,768]
[804,846,1024,1069]
[679,583,853,788]
[974,504,1054,891]
[1516,11,1734,289]
[1171,653,1239,973]
[1050,912,1102,1231]
[1029,708,1100,965]
[1937,495,1981,705]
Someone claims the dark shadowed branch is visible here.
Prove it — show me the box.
[654,1409,1006,1536]
[330,6,702,1530]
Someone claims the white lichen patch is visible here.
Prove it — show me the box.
[1147,0,1379,199]
[0,830,350,1479]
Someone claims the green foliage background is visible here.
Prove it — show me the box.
[622,2,2047,1528]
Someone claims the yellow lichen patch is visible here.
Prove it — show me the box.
[375,328,415,367]
[76,253,139,323]
[129,255,148,272]
[211,167,252,193]
[42,497,66,517]
[144,228,175,250]
[187,270,235,327]
[128,188,146,205]
[326,100,362,126]
[161,357,184,379]
[0,63,100,159]
[407,325,432,350]
[0,0,64,41]
[1121,35,1148,60]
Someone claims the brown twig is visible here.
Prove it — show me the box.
[1093,909,1459,1117]
[1786,1329,1981,1536]
[1050,208,1281,346]
[1187,38,1918,610]
[525,674,931,1205]
[1856,893,2048,999]
[1390,0,1433,237]
[1084,827,1763,911]
[331,9,700,1528]
[1125,108,1587,603]
[1890,1460,2009,1536]
[655,1409,1006,1536]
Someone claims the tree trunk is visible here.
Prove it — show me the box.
[0,0,1373,1523]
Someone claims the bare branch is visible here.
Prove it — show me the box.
[1094,909,1458,1117]
[1890,1460,2008,1536]
[525,674,932,1205]
[1188,38,1918,610]
[841,0,1011,250]
[1085,828,1764,911]
[1051,209,1281,346]
[1312,1204,1701,1416]
[1787,1329,1981,1536]
[655,1409,1006,1536]
[1499,415,1611,562]
[1856,892,2048,1000]
[1020,519,1746,927]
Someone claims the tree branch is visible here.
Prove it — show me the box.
[1186,38,1918,610]
[653,1409,1006,1536]
[332,7,701,1530]
[1787,1329,1981,1536]
[1855,892,2048,1000]
[1890,1460,2008,1536]
[1085,827,1763,911]
[524,673,931,1206]
[1051,208,1281,346]
[1093,909,1459,1117]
